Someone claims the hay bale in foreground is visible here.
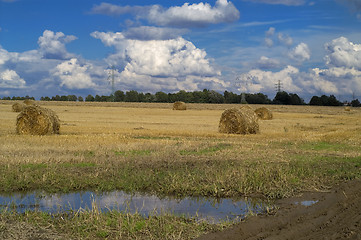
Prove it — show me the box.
[255,107,273,120]
[12,102,25,112]
[218,107,259,134]
[173,101,187,110]
[16,105,60,135]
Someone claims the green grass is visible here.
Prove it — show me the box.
[0,208,231,240]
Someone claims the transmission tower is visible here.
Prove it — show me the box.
[275,80,283,93]
[107,66,116,101]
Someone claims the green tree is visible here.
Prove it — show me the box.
[155,91,169,102]
[351,99,361,107]
[125,90,139,102]
[273,91,291,105]
[309,96,322,105]
[114,90,125,102]
[78,96,84,102]
[85,94,94,102]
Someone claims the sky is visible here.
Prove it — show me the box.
[0,0,361,102]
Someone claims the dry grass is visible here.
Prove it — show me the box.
[0,100,360,196]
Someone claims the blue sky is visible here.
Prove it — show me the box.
[0,0,361,102]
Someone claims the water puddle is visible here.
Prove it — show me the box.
[0,191,271,223]
[296,200,319,206]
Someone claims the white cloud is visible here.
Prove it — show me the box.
[256,56,281,69]
[244,0,306,6]
[288,42,311,62]
[237,65,301,93]
[91,0,240,28]
[53,58,97,89]
[92,31,225,92]
[0,69,26,88]
[147,0,240,27]
[38,30,77,60]
[277,33,293,47]
[123,26,188,40]
[324,36,361,70]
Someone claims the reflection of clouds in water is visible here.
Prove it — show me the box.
[0,191,269,223]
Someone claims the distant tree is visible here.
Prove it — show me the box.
[60,95,68,101]
[124,90,139,102]
[208,90,225,103]
[114,90,125,102]
[246,93,271,104]
[41,96,51,101]
[67,95,77,101]
[327,95,342,106]
[289,93,305,105]
[144,93,155,102]
[85,94,94,102]
[224,91,240,103]
[78,96,84,102]
[309,96,322,105]
[2,96,11,100]
[155,91,169,102]
[52,95,61,101]
[351,99,361,107]
[273,91,291,105]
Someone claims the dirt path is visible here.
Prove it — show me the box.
[196,179,361,240]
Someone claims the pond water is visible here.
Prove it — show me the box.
[0,191,271,223]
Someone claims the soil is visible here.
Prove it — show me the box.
[196,179,361,240]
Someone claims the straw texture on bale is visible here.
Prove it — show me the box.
[255,107,273,120]
[173,101,187,110]
[218,107,259,134]
[23,99,36,105]
[12,102,25,112]
[16,105,60,135]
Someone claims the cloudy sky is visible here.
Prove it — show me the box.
[0,0,360,101]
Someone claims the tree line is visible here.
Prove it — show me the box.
[2,89,360,106]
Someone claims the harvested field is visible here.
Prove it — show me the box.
[0,100,360,239]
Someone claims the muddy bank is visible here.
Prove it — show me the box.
[196,179,361,240]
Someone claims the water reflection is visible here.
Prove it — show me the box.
[0,191,269,223]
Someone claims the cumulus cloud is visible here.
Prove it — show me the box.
[91,31,225,92]
[243,0,306,6]
[123,26,187,40]
[288,42,311,62]
[0,69,26,88]
[237,65,301,93]
[91,0,240,28]
[256,56,281,69]
[324,36,361,70]
[38,30,77,60]
[277,33,293,47]
[53,58,97,89]
[264,27,293,47]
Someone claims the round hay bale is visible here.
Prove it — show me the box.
[255,107,273,120]
[16,105,60,135]
[218,107,259,134]
[344,106,351,112]
[173,101,187,110]
[23,99,36,105]
[12,102,25,112]
[239,105,253,111]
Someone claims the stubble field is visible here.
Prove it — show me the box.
[0,100,360,239]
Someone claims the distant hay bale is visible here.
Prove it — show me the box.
[23,99,36,105]
[12,102,25,112]
[173,101,187,110]
[344,106,351,112]
[255,107,273,120]
[16,105,60,135]
[218,107,259,134]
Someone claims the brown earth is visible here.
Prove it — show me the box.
[196,179,361,240]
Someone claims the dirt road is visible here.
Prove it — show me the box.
[196,179,361,240]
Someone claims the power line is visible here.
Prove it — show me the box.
[275,80,283,93]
